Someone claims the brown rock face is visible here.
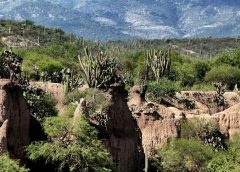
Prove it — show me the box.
[0,80,30,160]
[128,85,181,154]
[129,89,240,154]
[77,85,145,172]
[104,85,145,172]
[130,102,180,154]
[213,103,240,139]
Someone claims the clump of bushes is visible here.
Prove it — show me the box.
[205,65,240,89]
[0,154,29,172]
[207,136,240,172]
[146,78,181,103]
[27,116,113,172]
[64,90,83,104]
[152,138,214,172]
[23,87,58,122]
[181,118,226,150]
[178,97,196,109]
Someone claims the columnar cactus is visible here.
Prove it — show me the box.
[214,82,226,108]
[62,68,71,94]
[145,49,171,82]
[78,47,119,88]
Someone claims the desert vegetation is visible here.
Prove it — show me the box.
[151,120,240,172]
[0,20,240,172]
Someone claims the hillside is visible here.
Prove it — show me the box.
[1,18,240,172]
[0,0,240,40]
[0,19,79,48]
[1,20,240,58]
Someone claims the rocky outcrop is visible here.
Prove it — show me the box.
[105,85,145,172]
[128,86,181,154]
[179,91,240,113]
[75,84,145,172]
[128,87,240,155]
[213,103,240,139]
[0,80,30,161]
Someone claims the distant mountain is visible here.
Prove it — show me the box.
[0,0,240,40]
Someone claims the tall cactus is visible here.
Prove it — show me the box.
[78,47,119,88]
[145,49,171,82]
[62,68,71,94]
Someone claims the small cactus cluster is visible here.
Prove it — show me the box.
[145,49,171,82]
[78,47,120,88]
[62,68,83,94]
[1,50,23,82]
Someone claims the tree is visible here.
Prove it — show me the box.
[194,61,210,82]
[205,65,240,89]
[27,116,113,172]
[170,61,196,87]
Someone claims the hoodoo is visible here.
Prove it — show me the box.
[0,79,30,161]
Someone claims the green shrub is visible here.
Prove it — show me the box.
[23,87,58,122]
[146,78,181,103]
[194,61,211,82]
[177,97,196,109]
[205,65,240,89]
[181,119,225,150]
[15,50,63,81]
[214,49,240,68]
[207,136,240,172]
[0,154,29,172]
[171,62,196,87]
[27,116,113,172]
[152,139,214,172]
[0,53,8,78]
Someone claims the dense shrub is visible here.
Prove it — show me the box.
[152,139,214,172]
[194,61,211,82]
[181,119,226,150]
[146,78,181,103]
[27,116,113,172]
[171,62,196,87]
[0,154,29,172]
[205,65,240,89]
[207,136,240,172]
[119,51,144,81]
[214,49,240,68]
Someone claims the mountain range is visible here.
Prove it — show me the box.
[0,0,240,40]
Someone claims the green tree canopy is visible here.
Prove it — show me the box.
[27,116,113,172]
[152,139,214,172]
[205,65,240,89]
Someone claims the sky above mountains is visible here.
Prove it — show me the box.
[0,0,240,40]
